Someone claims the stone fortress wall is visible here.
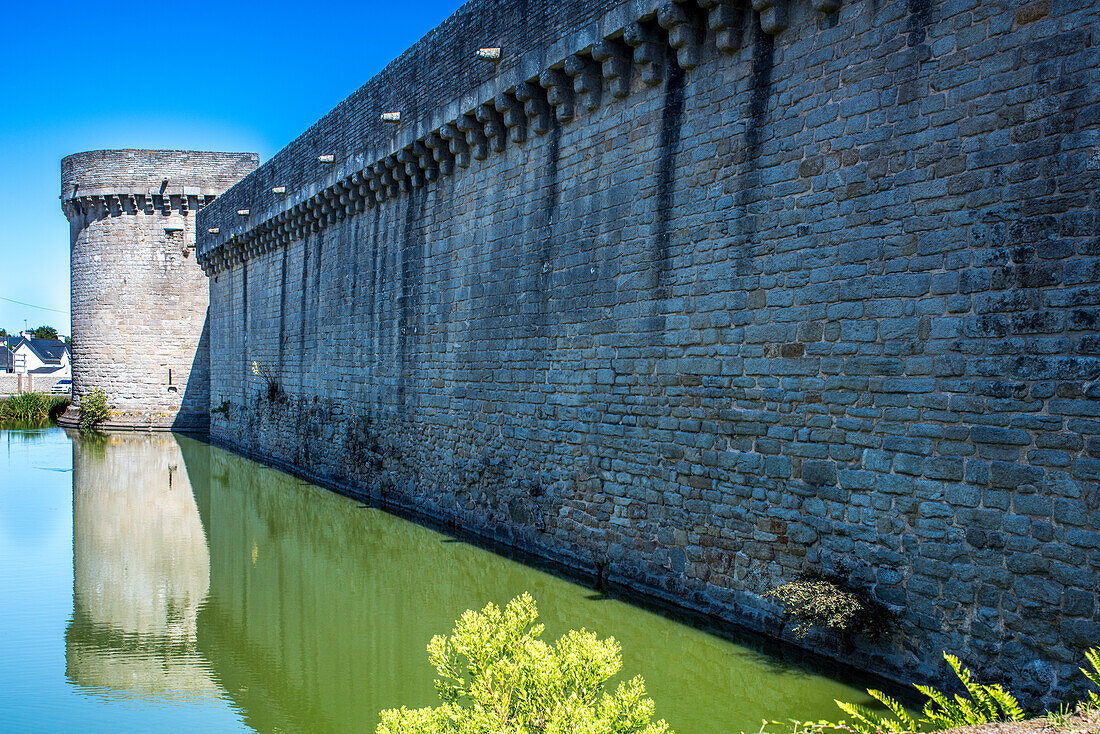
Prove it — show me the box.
[62,149,258,430]
[194,0,1099,701]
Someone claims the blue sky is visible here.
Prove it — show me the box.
[0,0,462,335]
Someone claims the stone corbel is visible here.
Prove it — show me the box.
[348,172,369,210]
[495,92,527,143]
[476,103,507,154]
[369,160,391,202]
[425,131,455,176]
[143,193,156,214]
[413,140,439,182]
[592,39,632,99]
[751,0,787,35]
[699,0,745,53]
[440,122,471,169]
[396,149,422,189]
[658,2,703,70]
[563,54,602,113]
[320,194,337,225]
[515,82,552,136]
[334,181,354,215]
[538,69,574,122]
[623,22,665,87]
[813,0,841,12]
[322,187,339,222]
[385,153,411,193]
[457,114,489,161]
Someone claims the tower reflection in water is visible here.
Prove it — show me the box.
[65,432,218,699]
[64,431,875,734]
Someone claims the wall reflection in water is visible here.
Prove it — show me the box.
[66,432,218,699]
[65,432,875,734]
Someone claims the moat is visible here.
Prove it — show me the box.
[0,425,893,733]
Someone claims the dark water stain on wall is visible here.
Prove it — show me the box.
[653,63,687,301]
[732,23,775,277]
[311,235,323,355]
[906,0,934,47]
[278,246,289,372]
[364,206,382,387]
[536,120,563,318]
[744,24,774,167]
[241,261,249,403]
[398,189,429,405]
[298,234,311,378]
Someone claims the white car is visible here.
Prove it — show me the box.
[50,379,72,394]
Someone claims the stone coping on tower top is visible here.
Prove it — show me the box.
[61,149,260,202]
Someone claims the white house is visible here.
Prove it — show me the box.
[11,336,71,377]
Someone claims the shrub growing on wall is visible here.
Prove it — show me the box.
[376,593,672,734]
[765,574,894,643]
[78,388,110,431]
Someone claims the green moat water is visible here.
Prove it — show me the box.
[0,425,884,733]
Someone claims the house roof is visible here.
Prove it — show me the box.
[13,338,69,365]
[29,365,66,375]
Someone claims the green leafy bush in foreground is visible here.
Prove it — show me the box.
[376,593,671,734]
[78,388,111,431]
[0,392,69,423]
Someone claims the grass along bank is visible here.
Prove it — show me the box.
[0,392,70,423]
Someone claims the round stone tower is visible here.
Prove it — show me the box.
[60,150,259,430]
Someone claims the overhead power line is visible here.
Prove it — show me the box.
[0,295,69,315]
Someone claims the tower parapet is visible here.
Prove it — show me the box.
[61,149,259,431]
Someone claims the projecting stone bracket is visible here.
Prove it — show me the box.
[440,122,471,169]
[515,82,552,136]
[591,39,632,99]
[658,2,704,70]
[457,114,489,161]
[413,141,439,182]
[623,21,665,87]
[699,0,745,53]
[425,131,456,176]
[563,54,602,113]
[751,0,787,35]
[476,103,508,154]
[495,92,528,143]
[539,69,574,123]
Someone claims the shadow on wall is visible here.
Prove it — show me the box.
[173,311,211,432]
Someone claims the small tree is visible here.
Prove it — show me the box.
[32,325,58,340]
[377,593,672,734]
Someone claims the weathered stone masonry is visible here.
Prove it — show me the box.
[62,150,258,430]
[196,0,1100,701]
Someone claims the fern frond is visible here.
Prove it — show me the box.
[1083,646,1100,703]
[988,684,1025,721]
[834,700,904,734]
[867,690,917,732]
